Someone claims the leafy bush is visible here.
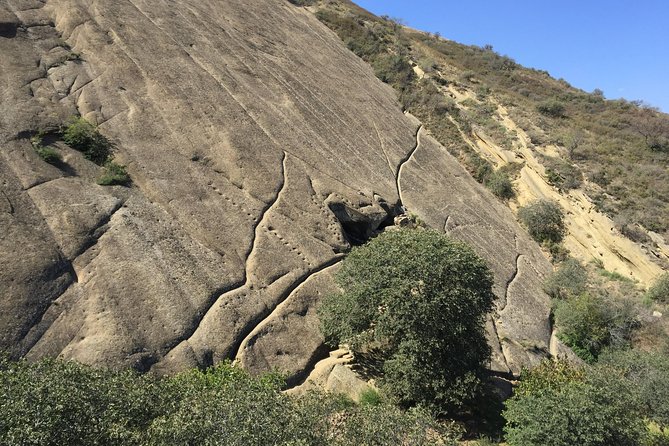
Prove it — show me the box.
[146,365,312,446]
[319,229,496,413]
[646,273,669,303]
[511,360,585,398]
[0,357,163,446]
[595,349,669,427]
[536,100,566,118]
[62,117,112,165]
[35,146,62,165]
[359,388,383,406]
[504,360,644,446]
[97,162,130,186]
[326,404,460,446]
[0,356,460,446]
[485,170,515,200]
[518,199,566,244]
[543,258,588,299]
[553,293,639,363]
[373,53,415,91]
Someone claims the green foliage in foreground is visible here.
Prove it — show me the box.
[504,361,643,446]
[0,356,459,446]
[504,352,669,446]
[553,293,639,363]
[319,229,496,414]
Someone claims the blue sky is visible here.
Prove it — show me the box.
[354,1,669,112]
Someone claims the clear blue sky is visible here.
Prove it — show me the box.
[354,0,669,112]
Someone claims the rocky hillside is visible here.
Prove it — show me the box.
[0,0,556,380]
[311,0,669,279]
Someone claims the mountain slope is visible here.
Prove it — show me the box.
[0,0,552,379]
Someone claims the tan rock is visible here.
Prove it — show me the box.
[0,0,553,378]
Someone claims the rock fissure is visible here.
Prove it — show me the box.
[488,316,512,377]
[443,215,452,232]
[68,199,126,264]
[157,151,288,364]
[1,190,14,214]
[395,124,422,208]
[498,234,521,311]
[231,256,344,363]
[373,121,396,179]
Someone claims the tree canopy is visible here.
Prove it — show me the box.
[319,229,496,413]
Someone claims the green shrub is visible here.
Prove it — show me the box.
[504,361,644,446]
[373,53,415,91]
[97,162,130,186]
[62,117,112,165]
[35,146,62,165]
[146,365,308,446]
[485,170,515,200]
[0,358,163,446]
[594,350,669,427]
[512,360,585,398]
[518,199,566,244]
[553,294,639,363]
[537,100,566,118]
[0,357,458,446]
[359,387,383,406]
[319,229,496,414]
[327,404,460,446]
[543,258,588,299]
[646,273,669,303]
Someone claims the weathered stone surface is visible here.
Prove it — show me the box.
[400,128,553,374]
[0,0,552,377]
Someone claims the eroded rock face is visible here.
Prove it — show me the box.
[0,0,551,378]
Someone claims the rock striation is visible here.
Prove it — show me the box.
[0,0,551,379]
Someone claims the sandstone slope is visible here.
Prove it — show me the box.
[1,0,551,378]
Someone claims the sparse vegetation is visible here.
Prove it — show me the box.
[518,199,566,245]
[319,229,496,414]
[543,258,588,299]
[541,156,583,190]
[286,0,316,6]
[536,100,566,118]
[62,117,113,165]
[97,162,131,186]
[34,146,62,165]
[646,273,669,303]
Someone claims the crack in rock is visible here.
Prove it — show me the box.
[395,125,422,208]
[157,151,289,363]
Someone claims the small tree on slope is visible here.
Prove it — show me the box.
[318,229,496,414]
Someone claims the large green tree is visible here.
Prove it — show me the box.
[319,229,496,413]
